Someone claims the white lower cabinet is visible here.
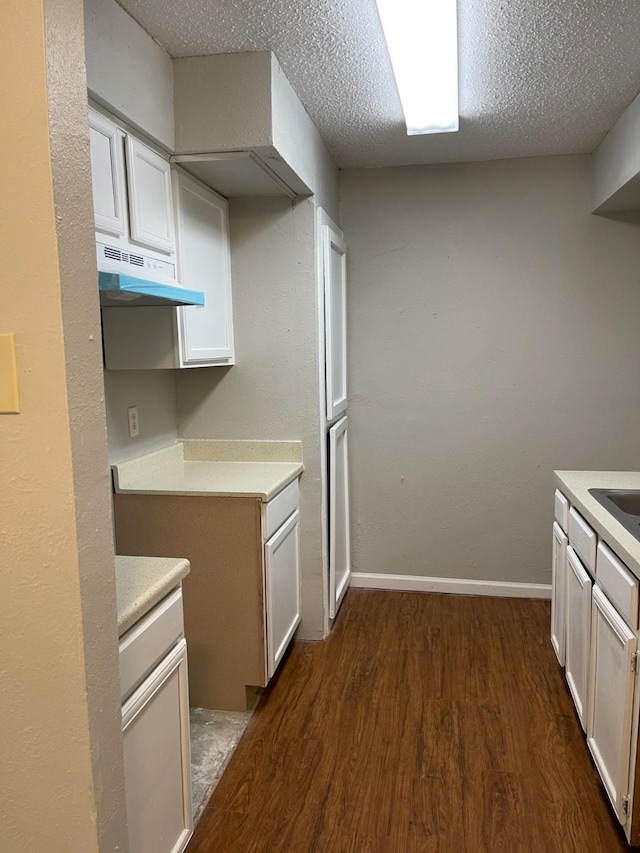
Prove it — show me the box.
[551,521,568,665]
[265,509,301,677]
[565,545,593,731]
[552,486,640,844]
[587,584,637,823]
[114,477,302,711]
[119,589,193,853]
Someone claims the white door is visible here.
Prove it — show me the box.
[551,522,568,666]
[88,109,126,237]
[125,136,175,255]
[323,224,347,422]
[173,170,235,365]
[264,510,301,678]
[329,416,351,619]
[587,585,637,824]
[565,545,593,730]
[122,639,193,853]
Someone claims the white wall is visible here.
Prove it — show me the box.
[174,51,339,219]
[593,90,640,212]
[84,0,174,149]
[104,370,178,463]
[340,155,640,586]
[174,52,273,152]
[270,54,339,218]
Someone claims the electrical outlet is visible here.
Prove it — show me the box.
[127,406,139,438]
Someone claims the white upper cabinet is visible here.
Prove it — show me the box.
[125,136,175,255]
[88,110,126,238]
[323,224,348,422]
[88,105,176,269]
[102,168,235,370]
[173,170,234,365]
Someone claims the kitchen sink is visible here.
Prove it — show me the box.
[588,489,640,540]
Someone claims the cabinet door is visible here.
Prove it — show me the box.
[265,510,301,678]
[587,585,637,824]
[122,639,193,853]
[323,224,347,422]
[88,109,126,237]
[551,522,568,666]
[173,170,235,365]
[125,136,175,254]
[565,546,593,730]
[329,416,351,619]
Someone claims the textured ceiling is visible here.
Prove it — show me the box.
[116,0,640,168]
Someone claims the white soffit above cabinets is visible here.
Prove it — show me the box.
[117,0,640,168]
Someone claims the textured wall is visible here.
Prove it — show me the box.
[270,54,339,219]
[174,50,339,218]
[46,0,129,848]
[105,370,178,463]
[0,0,127,850]
[177,197,326,638]
[174,52,273,152]
[84,0,174,149]
[340,155,640,585]
[114,0,640,170]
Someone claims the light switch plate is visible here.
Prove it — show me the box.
[0,333,20,414]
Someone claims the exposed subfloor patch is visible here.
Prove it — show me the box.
[190,707,252,824]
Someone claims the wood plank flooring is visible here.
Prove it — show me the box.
[187,589,633,852]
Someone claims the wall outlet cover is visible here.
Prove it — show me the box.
[127,405,139,437]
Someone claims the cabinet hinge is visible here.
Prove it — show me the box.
[632,652,639,673]
[623,795,630,817]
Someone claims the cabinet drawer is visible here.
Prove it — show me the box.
[119,586,184,702]
[554,489,569,534]
[568,507,597,574]
[263,479,300,541]
[596,541,639,629]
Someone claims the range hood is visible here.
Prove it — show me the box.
[99,272,204,307]
[97,243,205,308]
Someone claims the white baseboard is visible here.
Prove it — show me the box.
[349,572,552,600]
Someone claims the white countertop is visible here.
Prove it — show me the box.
[116,555,190,637]
[555,470,640,579]
[112,440,303,502]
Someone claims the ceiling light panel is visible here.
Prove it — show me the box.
[375,0,459,135]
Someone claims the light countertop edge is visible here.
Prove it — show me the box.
[116,555,190,637]
[112,442,304,502]
[554,470,640,579]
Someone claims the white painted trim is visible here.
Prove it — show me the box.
[316,206,343,637]
[350,572,552,599]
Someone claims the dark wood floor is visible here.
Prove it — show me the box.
[187,589,633,852]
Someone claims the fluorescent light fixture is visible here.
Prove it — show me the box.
[375,0,459,135]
